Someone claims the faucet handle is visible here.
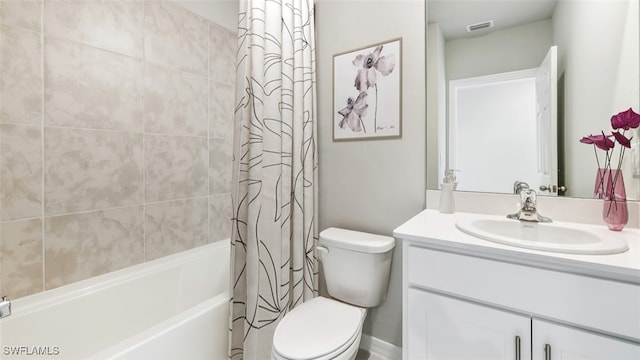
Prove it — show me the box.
[520,188,537,209]
[513,180,530,194]
[0,296,11,318]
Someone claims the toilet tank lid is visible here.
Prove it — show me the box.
[319,227,395,253]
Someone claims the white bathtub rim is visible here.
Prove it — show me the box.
[88,291,230,360]
[6,240,230,318]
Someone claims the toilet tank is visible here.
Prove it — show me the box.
[318,228,395,308]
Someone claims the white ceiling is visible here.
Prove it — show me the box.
[428,0,559,40]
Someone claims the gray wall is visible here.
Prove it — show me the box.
[426,22,447,189]
[445,19,553,81]
[316,0,426,347]
[553,0,640,199]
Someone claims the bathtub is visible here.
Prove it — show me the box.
[0,241,230,360]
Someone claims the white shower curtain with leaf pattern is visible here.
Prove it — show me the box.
[228,0,318,358]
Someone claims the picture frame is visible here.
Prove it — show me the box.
[333,38,402,141]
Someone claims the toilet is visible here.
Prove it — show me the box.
[272,227,395,360]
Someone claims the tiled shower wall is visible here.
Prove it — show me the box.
[0,0,236,298]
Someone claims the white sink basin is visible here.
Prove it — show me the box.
[455,217,629,255]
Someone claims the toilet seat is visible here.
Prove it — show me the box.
[272,297,366,360]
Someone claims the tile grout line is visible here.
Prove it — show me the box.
[208,21,212,245]
[40,32,208,80]
[0,194,212,226]
[142,0,147,263]
[41,124,213,139]
[40,0,46,293]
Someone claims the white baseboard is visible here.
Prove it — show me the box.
[359,334,402,360]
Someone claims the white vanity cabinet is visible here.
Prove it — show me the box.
[400,231,640,360]
[407,288,532,359]
[532,319,640,360]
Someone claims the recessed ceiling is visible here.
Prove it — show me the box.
[428,0,559,40]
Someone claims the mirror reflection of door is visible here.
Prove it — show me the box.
[536,45,558,195]
[446,46,558,195]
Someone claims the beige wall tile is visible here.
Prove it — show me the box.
[144,64,208,137]
[0,219,43,298]
[44,127,143,215]
[209,22,236,85]
[0,124,42,221]
[209,81,234,140]
[45,0,143,58]
[0,0,41,32]
[44,206,144,289]
[144,0,208,76]
[145,197,208,260]
[145,134,208,202]
[0,25,42,125]
[0,0,238,299]
[44,37,144,132]
[209,193,231,242]
[210,138,232,194]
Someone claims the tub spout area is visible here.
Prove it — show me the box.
[0,296,11,318]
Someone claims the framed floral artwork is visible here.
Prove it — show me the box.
[333,38,402,141]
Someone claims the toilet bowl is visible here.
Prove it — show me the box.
[272,297,366,360]
[271,228,395,360]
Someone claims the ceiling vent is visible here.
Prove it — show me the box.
[466,20,494,33]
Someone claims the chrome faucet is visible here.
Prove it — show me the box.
[507,188,552,223]
[0,296,11,318]
[513,180,530,194]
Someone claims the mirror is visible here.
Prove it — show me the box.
[426,0,640,200]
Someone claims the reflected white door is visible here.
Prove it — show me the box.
[535,45,559,196]
[447,46,558,195]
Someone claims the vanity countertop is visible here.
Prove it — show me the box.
[394,209,640,284]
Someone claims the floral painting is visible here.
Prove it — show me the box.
[333,38,402,140]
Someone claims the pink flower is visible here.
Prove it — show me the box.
[579,134,599,144]
[612,131,632,148]
[580,133,614,151]
[582,109,637,207]
[610,107,640,130]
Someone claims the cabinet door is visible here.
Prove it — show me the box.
[407,288,531,360]
[532,319,640,360]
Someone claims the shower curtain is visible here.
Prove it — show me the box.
[228,0,318,358]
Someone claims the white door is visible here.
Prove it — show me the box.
[535,45,559,196]
[449,70,539,194]
[447,46,559,195]
[407,288,532,360]
[532,318,640,360]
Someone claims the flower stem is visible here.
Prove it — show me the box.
[359,117,367,134]
[605,130,627,217]
[594,145,605,198]
[610,130,626,202]
[374,83,378,133]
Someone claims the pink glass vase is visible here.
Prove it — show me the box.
[593,169,606,199]
[594,168,628,231]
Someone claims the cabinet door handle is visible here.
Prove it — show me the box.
[544,344,551,360]
[515,336,521,360]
